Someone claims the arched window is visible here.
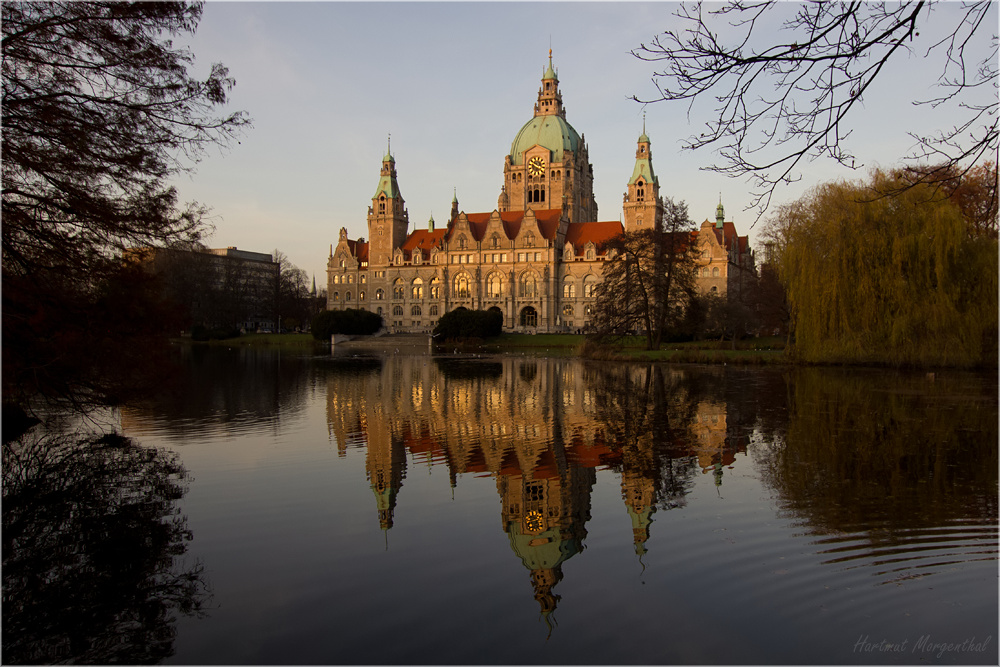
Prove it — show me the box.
[376,306,383,316]
[585,246,595,261]
[520,272,538,298]
[412,249,422,265]
[375,288,385,300]
[562,277,575,298]
[430,277,441,299]
[345,291,352,301]
[347,275,354,284]
[520,306,538,327]
[458,236,467,250]
[378,195,386,214]
[710,286,718,293]
[430,305,439,317]
[562,304,574,318]
[393,305,404,316]
[487,272,504,298]
[359,291,366,301]
[703,267,710,277]
[712,267,720,277]
[636,179,645,201]
[411,277,424,300]
[453,273,471,298]
[490,234,500,249]
[360,274,367,284]
[583,275,598,298]
[339,258,345,268]
[411,305,422,317]
[392,278,405,300]
[524,232,535,248]
[332,292,339,301]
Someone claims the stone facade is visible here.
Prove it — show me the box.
[327,55,755,333]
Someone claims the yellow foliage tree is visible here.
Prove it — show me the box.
[772,170,998,366]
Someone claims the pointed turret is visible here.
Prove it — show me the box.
[716,196,726,229]
[623,126,663,232]
[367,136,409,265]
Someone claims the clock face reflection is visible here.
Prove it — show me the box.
[525,510,545,532]
[527,157,545,177]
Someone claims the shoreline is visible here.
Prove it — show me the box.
[171,332,995,371]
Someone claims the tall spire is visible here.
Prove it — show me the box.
[383,133,393,163]
[716,195,725,228]
[536,49,563,117]
[543,48,556,80]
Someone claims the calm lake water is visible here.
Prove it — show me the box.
[4,344,997,664]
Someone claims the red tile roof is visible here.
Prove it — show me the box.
[564,220,623,253]
[500,210,526,239]
[534,209,562,241]
[401,229,446,254]
[347,240,369,263]
[443,209,565,243]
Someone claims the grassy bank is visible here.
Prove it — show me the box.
[174,333,323,348]
[484,333,790,364]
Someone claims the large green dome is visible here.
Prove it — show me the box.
[509,114,581,165]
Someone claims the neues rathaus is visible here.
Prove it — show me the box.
[327,53,755,333]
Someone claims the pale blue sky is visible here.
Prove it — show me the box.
[170,1,997,284]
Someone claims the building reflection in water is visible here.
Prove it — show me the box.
[324,354,749,624]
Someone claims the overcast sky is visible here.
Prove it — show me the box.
[169,1,997,285]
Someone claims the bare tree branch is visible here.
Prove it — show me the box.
[633,1,998,222]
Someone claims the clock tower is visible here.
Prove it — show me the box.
[367,143,409,267]
[500,52,598,223]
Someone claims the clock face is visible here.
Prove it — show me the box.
[525,510,545,533]
[527,156,545,177]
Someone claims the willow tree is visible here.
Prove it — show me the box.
[771,170,998,366]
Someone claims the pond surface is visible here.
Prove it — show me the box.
[4,346,997,664]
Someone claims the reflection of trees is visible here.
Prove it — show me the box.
[2,430,208,664]
[585,362,701,509]
[754,369,998,575]
[130,346,315,432]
